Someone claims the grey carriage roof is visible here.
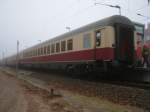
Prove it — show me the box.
[49,15,134,41]
[26,15,134,49]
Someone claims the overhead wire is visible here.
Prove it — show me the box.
[135,4,149,11]
[47,0,149,32]
[61,0,149,28]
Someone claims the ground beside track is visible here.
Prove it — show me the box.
[0,67,148,112]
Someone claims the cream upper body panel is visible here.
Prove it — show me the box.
[73,30,95,51]
[95,26,115,48]
[104,26,115,48]
[73,26,115,51]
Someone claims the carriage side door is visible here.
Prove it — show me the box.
[95,29,102,60]
[115,24,134,64]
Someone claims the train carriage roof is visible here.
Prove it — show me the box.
[49,15,134,42]
[23,15,135,50]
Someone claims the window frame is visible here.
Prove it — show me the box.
[38,48,40,56]
[44,46,47,55]
[67,39,73,51]
[56,42,60,53]
[41,47,43,55]
[51,43,55,54]
[61,40,66,52]
[83,33,91,49]
[95,30,101,47]
[47,45,51,54]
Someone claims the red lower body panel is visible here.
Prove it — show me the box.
[20,48,114,64]
[96,48,114,60]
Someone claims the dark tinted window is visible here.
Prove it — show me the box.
[61,41,66,51]
[67,39,73,50]
[56,42,60,52]
[96,31,101,46]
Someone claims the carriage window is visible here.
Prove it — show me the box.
[26,52,28,57]
[61,41,66,51]
[39,49,41,55]
[34,50,36,56]
[32,50,34,56]
[47,45,50,54]
[44,46,47,55]
[29,51,31,57]
[38,48,40,56]
[35,49,37,56]
[31,51,33,57]
[67,39,73,50]
[28,51,30,57]
[32,51,34,56]
[25,52,27,57]
[33,51,35,56]
[36,49,38,56]
[31,51,32,56]
[41,47,43,55]
[28,52,29,57]
[33,50,35,56]
[30,51,32,57]
[56,42,60,53]
[51,44,55,53]
[23,52,24,57]
[83,33,91,48]
[33,50,36,56]
[96,31,101,46]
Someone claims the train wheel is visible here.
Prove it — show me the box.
[66,65,73,75]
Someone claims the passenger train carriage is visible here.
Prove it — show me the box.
[6,15,136,73]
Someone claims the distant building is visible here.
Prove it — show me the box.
[145,23,150,41]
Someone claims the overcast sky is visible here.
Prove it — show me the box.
[0,0,150,58]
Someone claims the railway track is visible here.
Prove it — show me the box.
[1,67,150,111]
[97,80,150,90]
[2,66,150,90]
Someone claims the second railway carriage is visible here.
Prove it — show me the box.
[7,15,136,73]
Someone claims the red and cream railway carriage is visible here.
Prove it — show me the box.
[7,15,136,73]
